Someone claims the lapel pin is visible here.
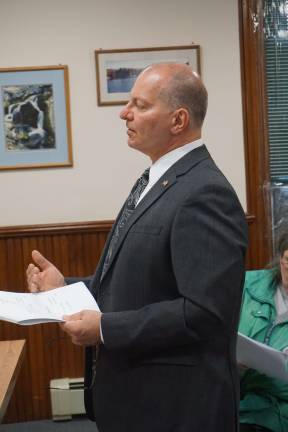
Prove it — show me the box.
[162,180,169,187]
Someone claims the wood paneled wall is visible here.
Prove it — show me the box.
[0,221,112,424]
[0,216,253,424]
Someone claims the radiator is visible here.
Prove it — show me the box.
[50,377,85,421]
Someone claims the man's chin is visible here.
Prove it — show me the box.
[128,139,138,149]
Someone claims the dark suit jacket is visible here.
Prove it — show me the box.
[83,145,247,432]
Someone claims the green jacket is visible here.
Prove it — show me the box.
[239,269,288,432]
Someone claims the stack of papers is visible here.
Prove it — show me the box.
[237,332,288,382]
[0,282,99,325]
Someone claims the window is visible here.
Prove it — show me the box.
[265,0,288,182]
[264,0,288,248]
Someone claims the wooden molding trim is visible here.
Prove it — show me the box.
[0,220,114,238]
[0,215,253,236]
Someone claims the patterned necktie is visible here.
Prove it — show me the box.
[101,168,150,280]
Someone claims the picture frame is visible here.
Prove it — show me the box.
[0,65,73,170]
[95,44,200,106]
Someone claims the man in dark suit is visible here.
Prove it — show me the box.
[27,63,247,432]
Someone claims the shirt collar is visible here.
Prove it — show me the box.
[149,138,203,184]
[136,139,203,206]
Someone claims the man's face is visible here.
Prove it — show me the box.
[119,69,173,161]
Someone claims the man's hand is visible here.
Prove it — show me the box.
[26,250,65,292]
[60,310,102,346]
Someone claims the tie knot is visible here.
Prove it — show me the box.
[141,167,150,182]
[137,167,150,192]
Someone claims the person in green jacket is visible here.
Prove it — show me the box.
[239,232,288,432]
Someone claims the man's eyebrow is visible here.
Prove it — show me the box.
[130,95,146,103]
[131,96,151,106]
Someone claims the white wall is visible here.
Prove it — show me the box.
[0,0,246,226]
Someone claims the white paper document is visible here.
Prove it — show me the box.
[0,282,100,325]
[237,332,288,382]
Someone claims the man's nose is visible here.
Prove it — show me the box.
[119,104,133,120]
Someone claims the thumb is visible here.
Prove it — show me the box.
[63,311,83,321]
[32,250,52,271]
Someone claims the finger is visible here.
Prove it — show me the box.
[27,272,40,292]
[71,339,83,346]
[26,263,36,276]
[61,320,83,338]
[27,266,40,285]
[29,282,40,293]
[31,272,40,285]
[32,250,52,271]
[26,264,38,282]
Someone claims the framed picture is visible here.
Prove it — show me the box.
[0,65,73,170]
[95,44,200,106]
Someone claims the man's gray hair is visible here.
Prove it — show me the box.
[159,69,208,129]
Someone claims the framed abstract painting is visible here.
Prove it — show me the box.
[0,65,73,170]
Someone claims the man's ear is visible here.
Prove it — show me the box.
[171,108,190,135]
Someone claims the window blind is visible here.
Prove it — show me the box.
[265,0,288,182]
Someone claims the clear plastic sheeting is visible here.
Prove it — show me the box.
[268,183,288,252]
[261,1,288,247]
[264,0,288,40]
[264,0,288,182]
